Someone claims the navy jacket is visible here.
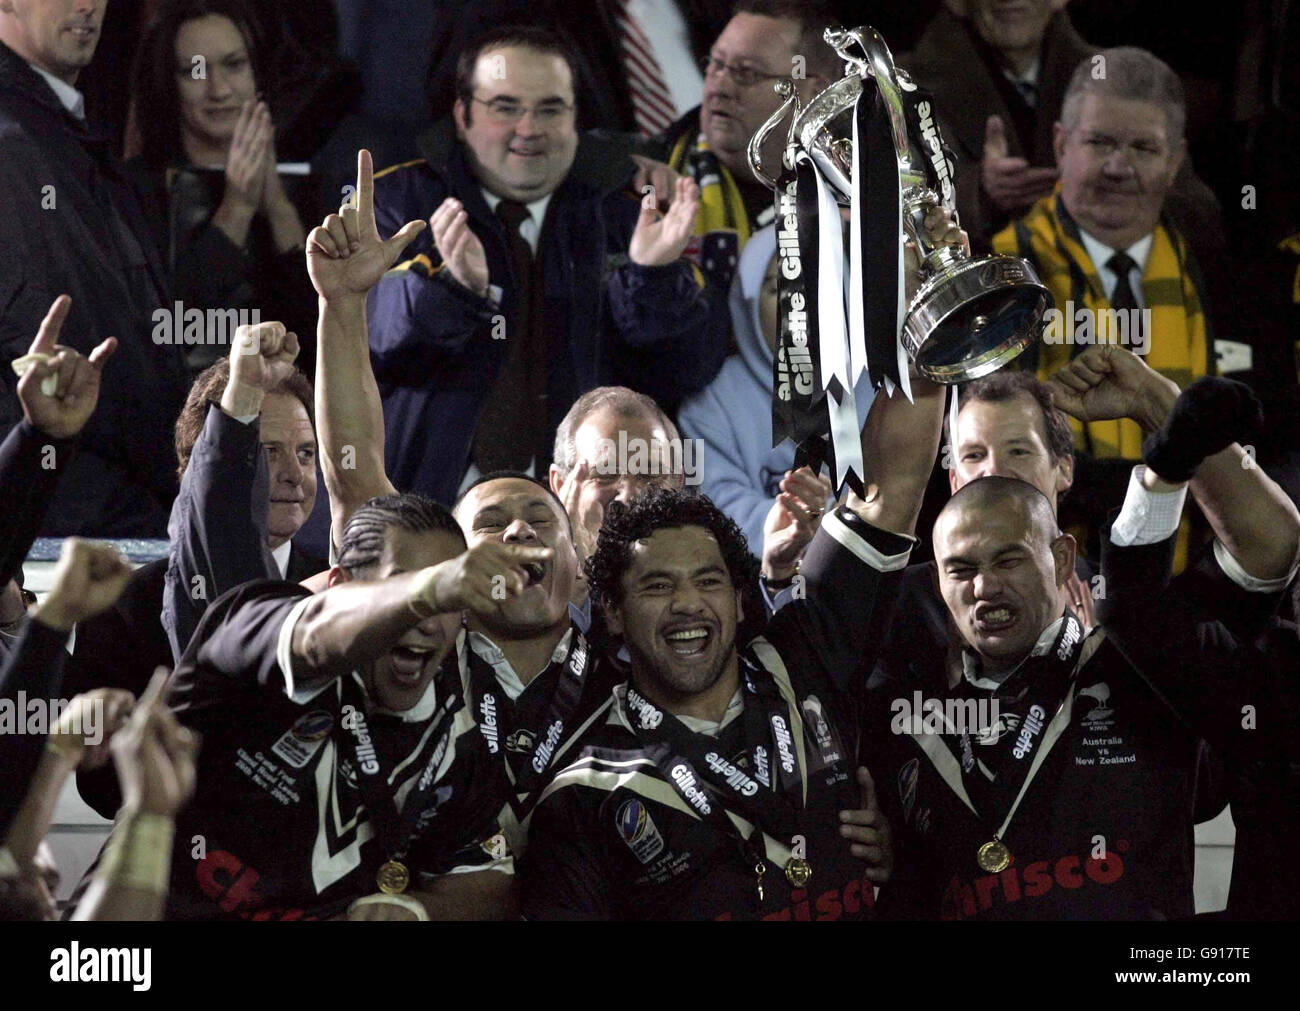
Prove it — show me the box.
[367,121,728,503]
[163,403,325,664]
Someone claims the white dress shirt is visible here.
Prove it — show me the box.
[29,62,85,120]
[1079,228,1154,310]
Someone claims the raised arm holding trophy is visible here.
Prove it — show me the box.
[749,26,1053,491]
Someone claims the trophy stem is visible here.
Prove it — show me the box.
[921,244,964,275]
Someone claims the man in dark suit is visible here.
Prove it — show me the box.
[0,0,189,536]
[901,0,1093,251]
[67,319,325,818]
[368,25,727,504]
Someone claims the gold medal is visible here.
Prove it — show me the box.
[376,859,410,895]
[785,857,812,888]
[976,839,1011,874]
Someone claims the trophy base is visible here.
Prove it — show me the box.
[902,256,1052,384]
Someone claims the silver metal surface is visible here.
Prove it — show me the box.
[749,24,1054,383]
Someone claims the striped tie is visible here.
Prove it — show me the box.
[615,0,677,136]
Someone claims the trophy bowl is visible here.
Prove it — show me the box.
[748,25,1053,384]
[904,252,1051,382]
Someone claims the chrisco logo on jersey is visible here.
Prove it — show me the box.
[339,705,379,775]
[616,799,666,864]
[941,841,1128,920]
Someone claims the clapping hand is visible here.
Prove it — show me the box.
[629,176,700,267]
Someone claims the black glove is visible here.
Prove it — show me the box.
[1141,377,1264,483]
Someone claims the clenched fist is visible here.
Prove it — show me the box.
[33,538,133,632]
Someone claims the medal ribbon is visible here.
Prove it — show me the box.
[621,661,807,847]
[772,141,831,477]
[337,672,459,871]
[463,629,594,800]
[908,614,1089,847]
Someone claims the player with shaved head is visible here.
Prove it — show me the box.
[865,468,1214,920]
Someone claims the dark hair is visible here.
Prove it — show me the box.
[454,470,572,533]
[130,0,268,166]
[552,386,679,476]
[731,0,843,76]
[952,369,1076,464]
[453,25,578,127]
[174,356,314,481]
[336,493,466,578]
[586,488,762,637]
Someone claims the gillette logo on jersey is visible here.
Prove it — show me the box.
[339,705,378,775]
[940,845,1128,920]
[479,693,500,754]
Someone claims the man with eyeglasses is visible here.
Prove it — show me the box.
[638,0,845,294]
[366,25,729,507]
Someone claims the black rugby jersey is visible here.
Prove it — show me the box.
[157,581,505,920]
[520,509,913,920]
[452,624,621,857]
[866,630,1202,921]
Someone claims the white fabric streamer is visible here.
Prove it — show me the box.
[827,383,866,490]
[847,94,869,385]
[809,153,850,396]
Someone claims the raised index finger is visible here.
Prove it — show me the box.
[356,148,374,224]
[29,294,71,356]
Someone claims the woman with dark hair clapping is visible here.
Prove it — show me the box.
[127,0,316,376]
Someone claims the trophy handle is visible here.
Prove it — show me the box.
[842,27,955,262]
[823,26,873,78]
[747,78,800,192]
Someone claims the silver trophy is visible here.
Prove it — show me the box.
[749,26,1052,383]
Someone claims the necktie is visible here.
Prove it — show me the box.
[615,0,676,136]
[1105,251,1144,353]
[471,200,545,472]
[1012,79,1038,109]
